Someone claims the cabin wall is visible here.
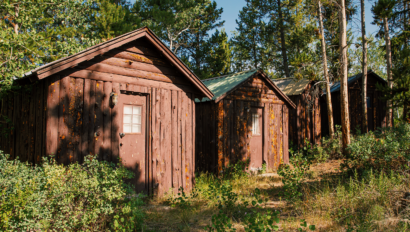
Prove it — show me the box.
[288,89,321,149]
[195,75,290,174]
[0,80,47,164]
[2,37,200,196]
[321,74,388,137]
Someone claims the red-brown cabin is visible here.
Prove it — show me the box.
[272,78,322,148]
[321,71,388,136]
[195,70,296,174]
[0,27,213,196]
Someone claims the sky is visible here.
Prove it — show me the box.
[129,0,381,40]
[214,0,380,39]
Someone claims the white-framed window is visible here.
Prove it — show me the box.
[252,113,260,135]
[123,105,142,133]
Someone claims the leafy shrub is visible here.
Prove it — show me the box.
[0,152,144,231]
[223,159,250,180]
[278,152,312,201]
[343,123,410,173]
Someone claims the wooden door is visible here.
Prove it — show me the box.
[249,107,263,171]
[118,93,147,193]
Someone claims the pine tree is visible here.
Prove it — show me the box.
[361,0,368,133]
[339,0,351,151]
[230,0,267,72]
[372,0,396,127]
[202,29,232,78]
[137,0,209,53]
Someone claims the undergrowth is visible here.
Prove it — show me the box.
[0,152,144,231]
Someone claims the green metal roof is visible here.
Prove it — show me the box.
[196,69,258,102]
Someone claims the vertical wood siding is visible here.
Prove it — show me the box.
[321,74,388,137]
[1,38,199,196]
[195,75,290,174]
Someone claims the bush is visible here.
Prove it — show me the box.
[278,151,312,201]
[343,123,410,173]
[0,152,144,231]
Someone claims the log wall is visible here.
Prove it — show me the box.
[288,83,321,149]
[0,37,199,196]
[195,75,290,174]
[321,74,388,137]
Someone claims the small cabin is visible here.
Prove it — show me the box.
[321,71,388,136]
[0,27,214,196]
[273,78,322,148]
[195,70,296,174]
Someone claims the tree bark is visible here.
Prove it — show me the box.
[14,4,19,35]
[278,0,290,77]
[383,17,393,127]
[339,0,351,151]
[361,0,368,133]
[318,1,334,138]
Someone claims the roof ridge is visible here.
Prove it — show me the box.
[202,69,257,82]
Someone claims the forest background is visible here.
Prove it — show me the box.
[1,0,409,130]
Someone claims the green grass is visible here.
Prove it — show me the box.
[142,161,410,231]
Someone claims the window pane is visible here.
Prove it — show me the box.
[124,115,132,124]
[123,124,131,133]
[133,115,141,124]
[132,124,141,133]
[124,105,132,114]
[252,114,259,135]
[133,106,141,115]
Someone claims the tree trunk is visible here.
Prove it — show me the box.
[339,0,351,151]
[361,0,368,133]
[14,4,19,35]
[318,1,334,138]
[278,0,290,77]
[383,17,393,127]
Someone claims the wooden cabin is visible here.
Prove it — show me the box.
[195,70,296,174]
[273,78,322,148]
[0,27,214,196]
[321,71,388,136]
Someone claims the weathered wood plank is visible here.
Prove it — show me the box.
[93,56,178,76]
[216,101,224,173]
[176,91,182,189]
[107,49,172,67]
[73,78,84,163]
[171,90,179,190]
[35,82,44,163]
[185,93,193,192]
[103,81,112,161]
[29,85,36,163]
[283,105,289,164]
[82,79,91,162]
[181,92,187,189]
[192,95,196,185]
[88,80,96,157]
[161,89,172,194]
[263,103,269,167]
[66,69,197,94]
[45,76,62,160]
[13,92,21,161]
[118,43,161,58]
[94,81,104,160]
[223,100,231,168]
[226,95,284,104]
[111,83,120,163]
[80,62,184,84]
[278,105,283,166]
[58,75,71,164]
[21,91,30,162]
[153,88,161,195]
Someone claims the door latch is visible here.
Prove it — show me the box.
[119,133,125,138]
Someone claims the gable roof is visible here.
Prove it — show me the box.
[272,78,313,96]
[197,69,296,109]
[330,70,387,93]
[15,27,213,99]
